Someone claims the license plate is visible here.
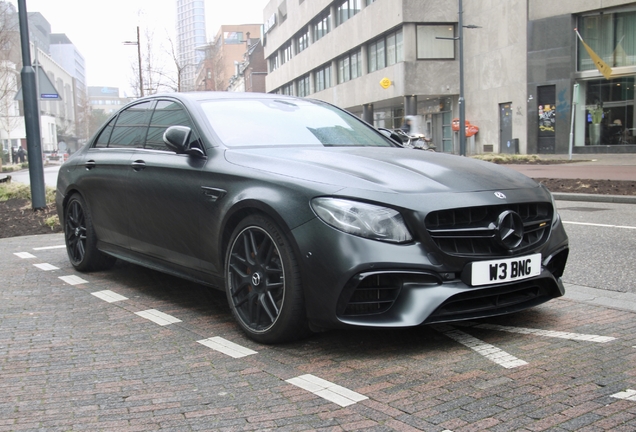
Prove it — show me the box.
[471,253,541,286]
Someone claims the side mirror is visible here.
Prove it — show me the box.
[377,127,405,147]
[163,125,191,154]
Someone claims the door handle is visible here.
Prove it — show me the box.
[85,160,96,170]
[131,160,146,171]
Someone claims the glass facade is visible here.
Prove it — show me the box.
[416,25,455,59]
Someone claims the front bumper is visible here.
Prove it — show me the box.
[292,216,569,331]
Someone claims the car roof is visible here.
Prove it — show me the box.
[138,91,301,103]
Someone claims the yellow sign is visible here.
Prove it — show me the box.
[380,78,392,89]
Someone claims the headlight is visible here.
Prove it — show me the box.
[311,198,412,243]
[540,184,560,226]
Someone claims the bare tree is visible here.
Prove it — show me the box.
[128,26,175,96]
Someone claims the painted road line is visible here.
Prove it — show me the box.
[611,389,636,401]
[59,275,89,285]
[33,245,66,250]
[563,221,636,230]
[437,325,528,369]
[474,323,616,343]
[135,309,182,326]
[197,337,257,358]
[91,290,128,303]
[33,263,60,271]
[286,374,368,407]
[14,252,36,259]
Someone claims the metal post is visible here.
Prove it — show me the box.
[17,0,46,210]
[458,0,466,156]
[137,26,144,97]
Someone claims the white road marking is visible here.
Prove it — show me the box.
[611,389,636,401]
[14,252,36,259]
[91,290,128,303]
[473,323,616,343]
[197,337,257,358]
[286,374,368,407]
[33,245,66,250]
[563,221,636,230]
[135,309,182,326]
[59,275,88,285]
[437,325,528,368]
[33,263,59,271]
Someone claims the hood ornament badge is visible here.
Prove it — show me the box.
[494,192,506,200]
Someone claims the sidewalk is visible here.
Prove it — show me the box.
[505,153,636,204]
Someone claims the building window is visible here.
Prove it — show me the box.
[224,32,244,44]
[577,11,636,71]
[417,24,455,59]
[313,9,331,41]
[315,63,332,92]
[369,28,403,72]
[281,82,294,95]
[296,28,310,53]
[297,74,310,97]
[281,41,293,64]
[338,49,362,84]
[336,0,361,27]
[269,55,279,72]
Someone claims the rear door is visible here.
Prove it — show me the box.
[81,101,153,248]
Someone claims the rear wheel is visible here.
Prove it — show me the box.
[225,214,309,344]
[64,193,116,272]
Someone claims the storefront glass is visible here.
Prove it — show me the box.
[583,77,634,145]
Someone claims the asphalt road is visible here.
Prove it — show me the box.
[8,165,60,187]
[557,199,636,295]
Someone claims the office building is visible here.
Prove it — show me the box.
[176,0,207,92]
[262,0,636,154]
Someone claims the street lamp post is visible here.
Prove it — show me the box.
[437,0,480,156]
[124,26,144,97]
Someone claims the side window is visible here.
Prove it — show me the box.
[108,101,154,149]
[146,100,199,151]
[93,117,116,148]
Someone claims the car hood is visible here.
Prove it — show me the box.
[224,147,539,194]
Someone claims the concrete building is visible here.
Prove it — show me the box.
[87,86,132,116]
[262,0,636,154]
[176,0,207,92]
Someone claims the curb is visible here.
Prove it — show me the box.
[553,192,636,204]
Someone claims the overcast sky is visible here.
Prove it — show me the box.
[11,0,269,96]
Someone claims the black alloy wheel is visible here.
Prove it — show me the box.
[225,214,308,344]
[64,194,116,272]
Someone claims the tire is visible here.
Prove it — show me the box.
[64,193,116,272]
[225,214,309,344]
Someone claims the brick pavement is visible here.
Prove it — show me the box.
[2,233,636,431]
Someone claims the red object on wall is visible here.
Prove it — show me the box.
[452,118,479,136]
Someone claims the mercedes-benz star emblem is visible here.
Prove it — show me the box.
[494,191,507,199]
[251,273,262,287]
[495,210,524,249]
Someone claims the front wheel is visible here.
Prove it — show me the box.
[225,214,309,344]
[64,193,116,272]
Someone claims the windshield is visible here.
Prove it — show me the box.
[200,98,393,148]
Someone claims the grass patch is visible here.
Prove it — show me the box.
[471,154,542,164]
[0,182,56,203]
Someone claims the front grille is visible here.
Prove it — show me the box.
[425,203,552,257]
[425,278,560,323]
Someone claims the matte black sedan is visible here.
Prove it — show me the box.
[56,92,569,344]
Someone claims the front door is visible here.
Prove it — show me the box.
[499,102,513,153]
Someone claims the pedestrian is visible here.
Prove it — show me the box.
[11,147,16,164]
[17,147,25,163]
[400,118,412,135]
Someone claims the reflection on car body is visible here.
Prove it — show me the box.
[56,92,569,344]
